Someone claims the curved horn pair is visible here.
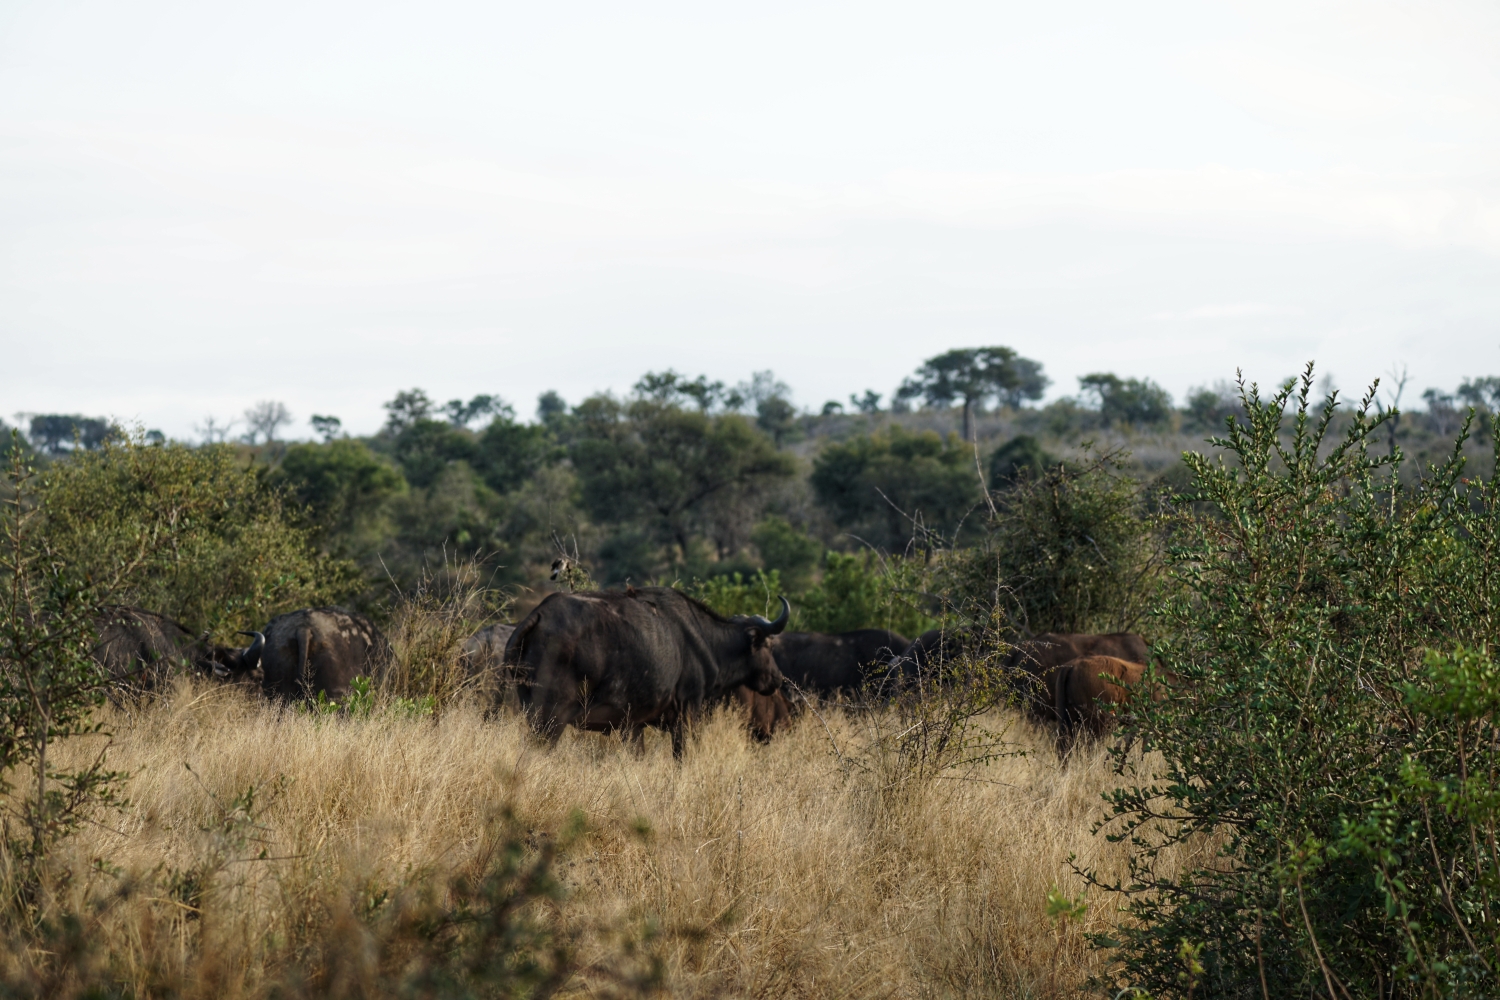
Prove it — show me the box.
[746,596,791,636]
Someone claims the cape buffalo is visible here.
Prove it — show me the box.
[889,629,1150,715]
[1004,632,1148,716]
[505,586,788,757]
[93,606,261,695]
[464,623,518,707]
[773,629,910,698]
[251,607,391,702]
[462,623,516,673]
[1050,655,1159,756]
[732,688,795,742]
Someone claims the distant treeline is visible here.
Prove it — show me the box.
[7,352,1497,600]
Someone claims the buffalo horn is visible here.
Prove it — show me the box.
[747,596,791,636]
[237,630,265,670]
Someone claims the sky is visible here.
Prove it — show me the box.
[1,0,1498,439]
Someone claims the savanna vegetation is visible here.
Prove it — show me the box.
[3,354,1500,996]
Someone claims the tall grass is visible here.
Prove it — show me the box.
[0,580,1200,997]
[19,677,1197,998]
[380,558,509,708]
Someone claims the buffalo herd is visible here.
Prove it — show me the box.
[93,590,1161,757]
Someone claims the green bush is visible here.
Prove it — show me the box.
[1086,369,1500,998]
[948,448,1155,634]
[750,516,821,590]
[276,438,406,543]
[797,551,935,637]
[685,569,786,620]
[37,438,357,640]
[987,434,1055,488]
[0,445,122,880]
[810,424,982,551]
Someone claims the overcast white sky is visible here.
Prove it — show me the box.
[2,0,1498,438]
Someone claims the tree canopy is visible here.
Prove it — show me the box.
[895,347,1048,441]
[810,424,982,551]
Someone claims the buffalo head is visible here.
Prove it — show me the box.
[205,630,265,679]
[737,597,789,695]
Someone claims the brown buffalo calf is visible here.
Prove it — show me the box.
[1051,655,1159,757]
[731,687,795,742]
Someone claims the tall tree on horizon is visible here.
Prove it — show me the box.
[896,347,1048,441]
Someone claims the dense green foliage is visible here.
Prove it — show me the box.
[568,396,795,575]
[277,438,406,544]
[795,551,936,637]
[810,424,982,552]
[987,433,1056,487]
[949,450,1156,634]
[0,445,122,882]
[1088,371,1500,998]
[749,515,821,591]
[38,439,356,640]
[1078,372,1175,428]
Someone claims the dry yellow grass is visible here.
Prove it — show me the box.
[39,681,1197,998]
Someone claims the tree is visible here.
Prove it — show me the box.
[749,516,821,591]
[810,424,982,551]
[25,414,117,454]
[242,400,292,445]
[473,416,558,495]
[849,390,883,414]
[633,371,741,412]
[1077,373,1173,428]
[390,419,477,489]
[276,439,406,540]
[536,391,568,425]
[383,389,436,434]
[1424,387,1461,438]
[987,434,1055,487]
[443,394,510,428]
[309,414,343,442]
[1183,380,1242,433]
[735,370,800,446]
[895,347,1049,442]
[569,396,794,567]
[195,415,236,444]
[1458,376,1500,412]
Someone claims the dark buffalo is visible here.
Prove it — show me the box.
[772,629,910,698]
[732,688,795,742]
[505,586,788,757]
[1050,655,1155,756]
[251,607,391,701]
[463,623,518,707]
[462,623,517,672]
[890,628,962,674]
[93,606,261,695]
[890,629,1149,715]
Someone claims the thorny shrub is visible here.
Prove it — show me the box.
[1085,367,1500,998]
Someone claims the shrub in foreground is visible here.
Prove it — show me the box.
[1088,369,1500,997]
